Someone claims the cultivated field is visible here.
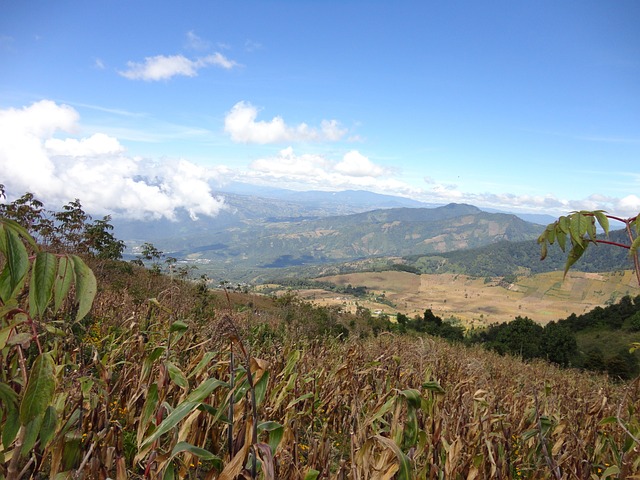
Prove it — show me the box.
[296,270,640,327]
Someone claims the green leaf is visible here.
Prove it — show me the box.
[568,213,585,248]
[53,256,74,313]
[169,320,189,333]
[137,383,159,445]
[286,392,314,409]
[556,230,567,252]
[563,243,586,278]
[593,211,610,235]
[20,413,44,457]
[539,241,548,261]
[141,346,166,382]
[187,351,216,379]
[254,371,270,408]
[29,252,57,319]
[170,441,222,462]
[71,255,97,322]
[139,378,227,452]
[0,224,30,303]
[303,469,320,480]
[601,465,621,478]
[0,382,18,408]
[2,407,20,448]
[0,219,38,250]
[557,216,569,234]
[166,361,189,390]
[398,389,423,409]
[630,235,640,256]
[258,421,284,455]
[39,405,58,449]
[163,462,175,480]
[20,353,56,424]
[422,380,445,394]
[281,349,301,378]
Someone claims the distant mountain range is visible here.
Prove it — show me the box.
[111,187,552,282]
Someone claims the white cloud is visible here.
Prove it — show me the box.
[46,133,124,157]
[0,101,225,220]
[335,150,386,177]
[244,147,416,195]
[224,102,347,144]
[119,53,237,81]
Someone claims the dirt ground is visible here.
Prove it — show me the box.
[292,270,640,328]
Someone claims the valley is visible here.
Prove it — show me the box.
[282,269,640,327]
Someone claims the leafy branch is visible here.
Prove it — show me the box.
[538,210,640,285]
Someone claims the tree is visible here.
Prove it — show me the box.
[541,321,578,367]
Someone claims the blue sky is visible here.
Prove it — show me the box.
[1,1,639,220]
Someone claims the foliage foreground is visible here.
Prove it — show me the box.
[1,218,640,479]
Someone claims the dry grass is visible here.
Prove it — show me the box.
[302,270,640,327]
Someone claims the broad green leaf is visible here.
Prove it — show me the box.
[422,380,445,394]
[141,346,166,382]
[140,378,227,452]
[2,406,20,448]
[20,413,44,457]
[0,382,18,408]
[29,252,57,319]
[398,389,423,409]
[137,383,159,446]
[539,241,548,261]
[563,243,586,278]
[170,441,222,463]
[20,352,56,424]
[258,421,284,455]
[568,213,585,248]
[166,361,189,390]
[557,216,569,234]
[0,219,38,250]
[39,405,58,449]
[0,224,29,303]
[71,255,97,322]
[281,349,301,378]
[254,370,270,408]
[163,463,175,480]
[556,230,567,252]
[169,320,188,333]
[53,255,74,313]
[593,211,610,235]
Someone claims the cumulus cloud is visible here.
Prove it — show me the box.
[0,101,225,220]
[244,147,415,195]
[224,102,347,144]
[119,53,237,81]
[335,151,386,177]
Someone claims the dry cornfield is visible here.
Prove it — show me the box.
[2,262,640,480]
